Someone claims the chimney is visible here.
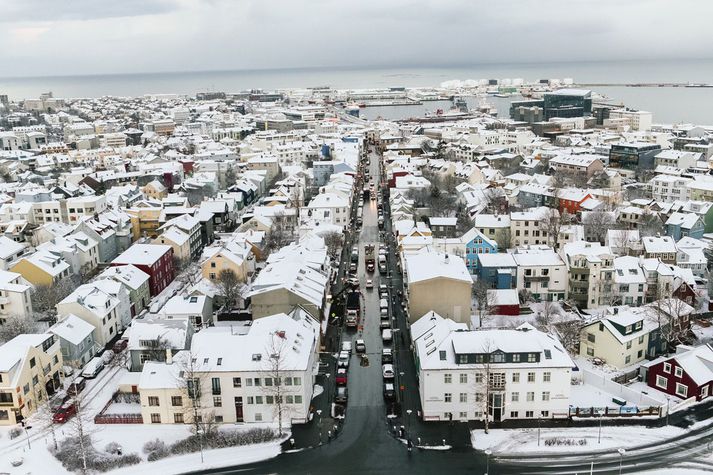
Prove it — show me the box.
[165,349,173,365]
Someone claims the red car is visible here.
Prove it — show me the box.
[336,368,348,386]
[52,401,76,423]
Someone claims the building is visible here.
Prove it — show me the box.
[10,249,72,286]
[112,244,175,296]
[665,213,705,241]
[542,89,592,120]
[137,312,318,425]
[643,236,677,264]
[645,344,713,402]
[609,142,662,171]
[0,333,63,425]
[476,253,517,289]
[549,154,604,178]
[488,289,520,316]
[411,313,573,423]
[126,318,192,372]
[159,294,213,330]
[201,240,255,283]
[48,314,97,368]
[56,282,125,347]
[100,264,151,317]
[510,207,551,248]
[512,246,567,302]
[579,307,651,368]
[561,241,615,309]
[403,250,472,324]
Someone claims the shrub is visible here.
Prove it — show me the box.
[105,441,122,455]
[53,436,141,473]
[9,427,22,439]
[143,438,169,461]
[170,427,279,455]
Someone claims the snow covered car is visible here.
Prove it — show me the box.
[335,386,348,403]
[382,364,394,379]
[337,351,350,368]
[381,329,392,342]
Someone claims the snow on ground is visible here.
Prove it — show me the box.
[573,355,641,378]
[692,321,713,344]
[570,380,624,407]
[102,402,141,415]
[0,441,70,475]
[471,313,538,329]
[313,384,324,399]
[107,439,283,475]
[471,424,687,454]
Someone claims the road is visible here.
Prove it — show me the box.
[196,147,713,475]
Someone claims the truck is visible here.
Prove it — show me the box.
[364,244,375,272]
[346,291,360,327]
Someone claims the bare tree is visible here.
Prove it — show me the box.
[539,208,570,250]
[472,280,496,328]
[261,331,296,437]
[639,210,663,238]
[177,352,216,463]
[536,300,560,328]
[31,279,76,320]
[176,261,200,287]
[583,211,616,245]
[472,339,498,434]
[264,211,295,256]
[648,297,692,354]
[553,319,582,355]
[0,314,40,343]
[322,231,343,262]
[217,269,242,311]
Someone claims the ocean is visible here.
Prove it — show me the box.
[1,59,713,124]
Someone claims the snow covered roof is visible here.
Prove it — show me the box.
[100,264,150,290]
[643,236,676,254]
[404,250,471,285]
[487,289,520,306]
[666,344,713,387]
[49,314,95,346]
[127,318,190,350]
[161,294,210,316]
[665,212,701,230]
[113,243,172,265]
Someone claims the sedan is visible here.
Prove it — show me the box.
[341,341,353,354]
[335,386,348,403]
[383,383,395,400]
[382,364,394,379]
[382,348,393,364]
[366,279,373,289]
[355,339,366,353]
[336,368,348,386]
[338,351,350,368]
[52,401,77,423]
[380,319,391,329]
[381,329,392,342]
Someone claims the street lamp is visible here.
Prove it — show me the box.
[317,409,323,445]
[598,416,602,444]
[484,449,492,475]
[406,409,413,437]
[666,396,671,426]
[617,448,626,475]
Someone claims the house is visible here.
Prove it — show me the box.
[561,242,615,309]
[112,244,174,296]
[143,180,167,200]
[474,214,511,249]
[665,213,705,241]
[0,269,33,322]
[512,246,567,302]
[549,154,604,178]
[100,264,151,317]
[403,250,472,324]
[429,217,458,238]
[137,311,318,425]
[0,333,63,425]
[612,256,647,306]
[158,214,203,262]
[159,294,213,330]
[432,228,498,275]
[10,249,72,286]
[56,283,124,347]
[556,188,592,215]
[126,318,192,372]
[488,289,520,316]
[510,207,551,248]
[49,314,97,368]
[643,236,677,264]
[201,240,255,283]
[579,307,652,368]
[645,344,713,402]
[477,253,517,289]
[411,313,573,422]
[0,236,27,270]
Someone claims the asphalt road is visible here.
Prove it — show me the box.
[194,147,713,475]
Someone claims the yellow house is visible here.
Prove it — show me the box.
[0,333,64,425]
[578,309,650,369]
[142,180,168,200]
[10,249,72,286]
[154,227,191,263]
[201,243,255,282]
[126,206,163,240]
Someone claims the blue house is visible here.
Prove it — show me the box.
[463,229,499,274]
[477,253,517,289]
[665,212,705,241]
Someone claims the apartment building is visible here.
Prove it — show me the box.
[561,241,615,309]
[512,246,567,302]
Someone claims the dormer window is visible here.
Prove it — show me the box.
[439,350,446,361]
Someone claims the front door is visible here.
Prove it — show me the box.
[235,397,243,422]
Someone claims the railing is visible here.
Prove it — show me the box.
[524,275,550,283]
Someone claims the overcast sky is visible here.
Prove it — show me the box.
[1,0,711,77]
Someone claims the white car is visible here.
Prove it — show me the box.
[341,341,353,354]
[338,351,350,368]
[366,279,373,289]
[382,364,394,379]
[381,329,392,342]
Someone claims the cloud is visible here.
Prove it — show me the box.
[0,0,180,22]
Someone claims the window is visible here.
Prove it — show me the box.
[295,395,303,404]
[285,377,293,386]
[215,415,223,423]
[460,373,468,384]
[587,347,594,356]
[212,378,221,395]
[527,372,535,383]
[527,353,536,363]
[294,377,301,386]
[255,396,263,404]
[247,396,254,404]
[587,333,596,343]
[173,413,184,423]
[233,378,242,388]
[475,373,484,383]
[543,372,551,383]
[492,353,505,363]
[460,412,468,419]
[511,392,519,402]
[656,375,668,389]
[542,391,550,401]
[150,413,161,423]
[265,378,273,387]
[541,411,549,417]
[675,367,683,378]
[525,411,534,418]
[255,413,263,422]
[526,392,535,402]
[148,396,160,406]
[702,385,709,399]
[510,411,519,418]
[286,395,293,404]
[512,373,520,383]
[512,354,521,363]
[266,395,274,404]
[439,350,447,360]
[625,355,631,364]
[444,374,452,384]
[626,341,632,350]
[171,396,183,407]
[475,393,484,402]
[30,357,36,368]
[213,396,222,407]
[254,378,261,386]
[444,393,452,403]
[675,383,688,398]
[459,393,468,403]
[638,336,645,344]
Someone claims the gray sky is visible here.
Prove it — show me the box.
[1,0,711,77]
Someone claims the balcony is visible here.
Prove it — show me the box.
[524,275,550,283]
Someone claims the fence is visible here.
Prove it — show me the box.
[94,391,143,425]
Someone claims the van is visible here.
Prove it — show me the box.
[82,357,105,379]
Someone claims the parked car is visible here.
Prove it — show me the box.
[101,349,115,365]
[67,376,86,396]
[52,400,77,423]
[336,368,348,386]
[382,364,394,379]
[382,348,393,364]
[49,391,69,412]
[381,329,392,342]
[82,357,105,379]
[355,339,366,353]
[366,279,373,289]
[383,382,395,400]
[338,351,350,368]
[379,285,388,298]
[335,386,348,403]
[341,341,353,354]
[112,339,128,353]
[380,318,391,329]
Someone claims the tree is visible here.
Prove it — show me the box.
[539,208,570,250]
[472,339,497,434]
[31,279,77,320]
[472,280,495,328]
[553,319,582,355]
[176,352,216,464]
[535,300,560,329]
[0,314,39,343]
[583,211,616,245]
[483,188,508,215]
[224,165,237,190]
[264,211,296,257]
[588,170,610,189]
[261,331,296,437]
[649,297,692,353]
[639,210,663,238]
[322,232,343,262]
[217,269,242,311]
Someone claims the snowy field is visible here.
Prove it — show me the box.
[472,424,687,454]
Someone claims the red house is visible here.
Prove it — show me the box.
[487,289,520,316]
[557,189,592,215]
[645,344,713,402]
[112,244,174,296]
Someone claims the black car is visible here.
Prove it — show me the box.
[382,348,393,364]
[383,382,395,401]
[335,386,348,403]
